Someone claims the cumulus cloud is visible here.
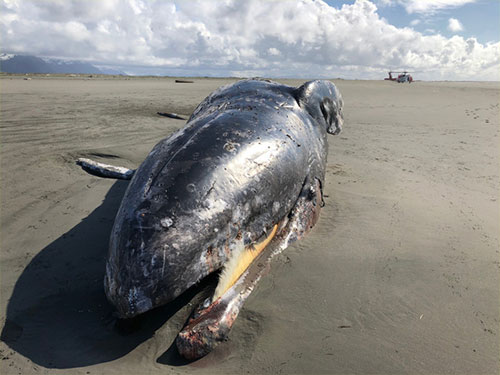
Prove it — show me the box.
[382,0,477,14]
[448,18,464,32]
[0,0,498,80]
[410,19,421,26]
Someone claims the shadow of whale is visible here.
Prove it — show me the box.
[0,181,209,368]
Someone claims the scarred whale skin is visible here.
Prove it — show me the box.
[104,78,344,319]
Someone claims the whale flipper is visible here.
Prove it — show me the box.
[157,112,186,120]
[76,158,135,180]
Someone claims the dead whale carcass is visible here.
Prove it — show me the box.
[77,78,344,359]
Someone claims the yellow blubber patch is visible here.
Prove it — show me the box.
[213,224,278,301]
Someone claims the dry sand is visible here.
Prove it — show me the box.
[0,75,498,374]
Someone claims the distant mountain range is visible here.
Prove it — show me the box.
[0,54,126,75]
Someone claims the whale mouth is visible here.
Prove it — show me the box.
[175,223,283,360]
[212,224,277,302]
[174,178,323,360]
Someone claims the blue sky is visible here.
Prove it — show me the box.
[1,0,499,80]
[375,0,499,44]
[324,0,499,43]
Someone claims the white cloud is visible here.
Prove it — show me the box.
[448,18,464,32]
[268,48,281,56]
[0,0,498,80]
[410,19,421,26]
[382,0,477,14]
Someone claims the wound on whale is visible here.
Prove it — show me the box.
[77,78,344,360]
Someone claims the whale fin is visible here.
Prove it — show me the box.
[76,158,135,180]
[296,80,344,135]
[157,111,186,120]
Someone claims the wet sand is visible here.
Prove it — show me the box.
[1,75,498,374]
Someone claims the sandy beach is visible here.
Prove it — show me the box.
[0,75,498,374]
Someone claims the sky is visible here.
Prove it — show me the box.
[1,0,499,80]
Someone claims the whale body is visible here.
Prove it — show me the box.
[80,78,344,359]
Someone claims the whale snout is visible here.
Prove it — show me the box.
[104,261,154,318]
[104,207,227,318]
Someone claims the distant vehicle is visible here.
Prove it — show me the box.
[385,71,413,83]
